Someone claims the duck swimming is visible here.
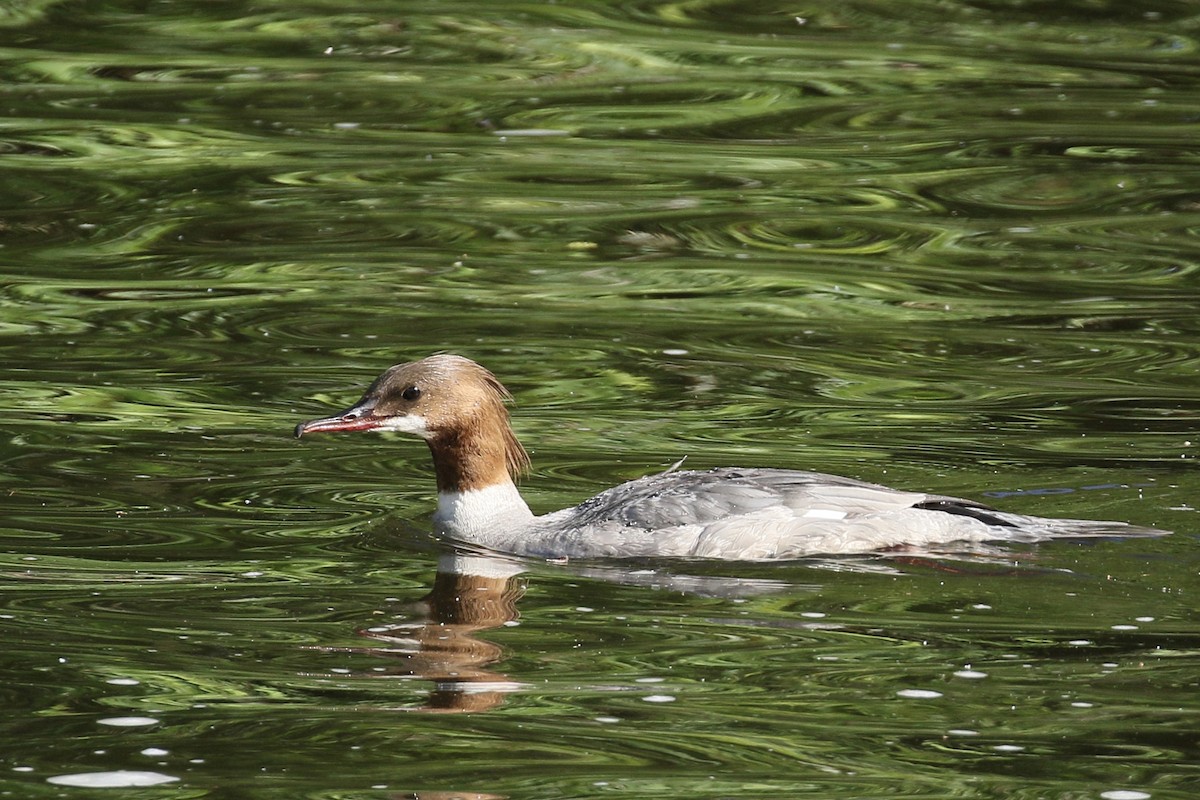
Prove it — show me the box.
[294,354,1167,560]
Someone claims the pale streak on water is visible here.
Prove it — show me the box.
[0,1,1197,798]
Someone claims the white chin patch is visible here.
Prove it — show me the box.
[377,415,429,438]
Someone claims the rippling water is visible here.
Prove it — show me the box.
[2,1,1198,798]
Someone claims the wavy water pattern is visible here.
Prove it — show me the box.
[2,0,1199,798]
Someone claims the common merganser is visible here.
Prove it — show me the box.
[295,355,1168,560]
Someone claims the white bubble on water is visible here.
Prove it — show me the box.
[97,717,159,727]
[47,771,178,788]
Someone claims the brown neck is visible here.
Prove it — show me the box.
[427,426,515,494]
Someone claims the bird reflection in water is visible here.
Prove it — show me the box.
[341,552,527,714]
[313,546,800,714]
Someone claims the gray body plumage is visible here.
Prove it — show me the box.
[511,468,1161,560]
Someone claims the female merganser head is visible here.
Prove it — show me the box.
[295,354,1168,560]
[296,355,529,496]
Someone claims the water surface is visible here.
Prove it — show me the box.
[1,1,1198,798]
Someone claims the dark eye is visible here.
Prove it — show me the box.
[401,386,421,402]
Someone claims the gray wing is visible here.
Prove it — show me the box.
[533,467,1164,560]
[563,467,1001,530]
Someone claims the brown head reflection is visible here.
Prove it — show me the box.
[350,553,526,714]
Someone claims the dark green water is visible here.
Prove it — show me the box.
[2,1,1198,797]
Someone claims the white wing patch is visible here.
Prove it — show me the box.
[802,508,848,520]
